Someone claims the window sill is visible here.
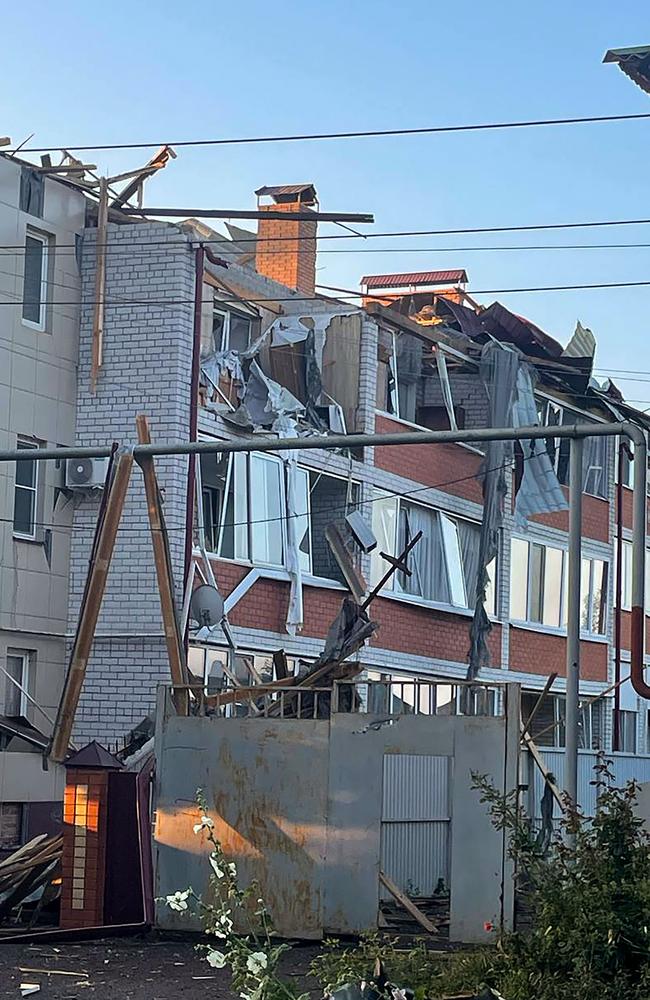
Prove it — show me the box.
[13,532,41,545]
[509,619,608,643]
[374,410,484,457]
[195,550,348,591]
[371,585,498,622]
[20,319,47,333]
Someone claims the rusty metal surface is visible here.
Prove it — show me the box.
[154,717,328,938]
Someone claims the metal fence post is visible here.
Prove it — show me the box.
[565,435,583,836]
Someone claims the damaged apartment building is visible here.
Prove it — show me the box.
[63,180,650,774]
[4,159,650,853]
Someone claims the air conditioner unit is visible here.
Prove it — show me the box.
[65,456,109,490]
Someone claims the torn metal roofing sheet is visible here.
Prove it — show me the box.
[362,269,468,288]
[480,301,563,359]
[603,45,650,94]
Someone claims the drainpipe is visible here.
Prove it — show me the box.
[184,246,205,631]
[613,441,626,750]
[623,422,650,699]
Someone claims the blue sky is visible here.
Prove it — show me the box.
[5,1,650,404]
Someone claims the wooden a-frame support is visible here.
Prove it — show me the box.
[49,419,189,762]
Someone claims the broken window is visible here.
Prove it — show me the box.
[307,472,360,584]
[199,451,283,566]
[199,451,358,581]
[201,305,255,357]
[19,167,44,217]
[4,650,30,717]
[371,493,495,612]
[538,398,610,499]
[377,331,422,423]
[522,692,603,749]
[510,538,608,635]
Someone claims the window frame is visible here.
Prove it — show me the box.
[5,649,30,717]
[203,450,286,569]
[13,439,39,541]
[510,536,608,637]
[22,228,50,331]
[537,395,610,499]
[211,305,253,354]
[510,536,565,629]
[371,491,496,615]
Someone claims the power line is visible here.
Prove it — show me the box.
[9,239,650,260]
[10,111,650,153]
[5,215,650,254]
[0,277,648,310]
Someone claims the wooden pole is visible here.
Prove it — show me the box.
[49,452,133,762]
[135,415,188,714]
[90,176,109,393]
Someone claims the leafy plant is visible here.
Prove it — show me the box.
[312,761,650,1000]
[163,790,307,1000]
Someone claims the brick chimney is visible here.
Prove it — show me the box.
[255,184,318,295]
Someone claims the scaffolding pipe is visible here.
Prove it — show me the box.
[565,437,583,827]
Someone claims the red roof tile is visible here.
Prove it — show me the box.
[361,270,468,289]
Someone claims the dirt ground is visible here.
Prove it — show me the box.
[0,936,321,999]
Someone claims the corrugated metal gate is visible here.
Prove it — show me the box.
[380,753,451,898]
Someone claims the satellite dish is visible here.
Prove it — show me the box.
[190,584,224,628]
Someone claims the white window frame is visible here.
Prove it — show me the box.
[22,229,50,331]
[371,491,495,614]
[13,439,39,541]
[210,451,286,568]
[510,537,566,629]
[580,556,608,637]
[5,649,30,716]
[510,537,608,637]
[212,305,253,354]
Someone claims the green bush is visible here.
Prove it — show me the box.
[312,762,650,1000]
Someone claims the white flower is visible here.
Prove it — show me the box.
[166,890,189,912]
[212,927,227,938]
[227,862,238,876]
[246,952,269,976]
[218,913,233,932]
[209,856,225,878]
[206,949,227,968]
[193,815,215,835]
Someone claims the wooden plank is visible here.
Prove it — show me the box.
[49,453,133,762]
[520,672,557,740]
[90,176,108,393]
[378,870,438,935]
[273,649,289,681]
[325,524,367,602]
[136,415,188,715]
[520,726,564,810]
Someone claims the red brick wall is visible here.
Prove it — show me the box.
[209,558,496,665]
[374,414,483,504]
[527,487,609,543]
[255,202,316,294]
[213,562,501,666]
[619,486,650,534]
[509,627,607,682]
[370,596,501,665]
